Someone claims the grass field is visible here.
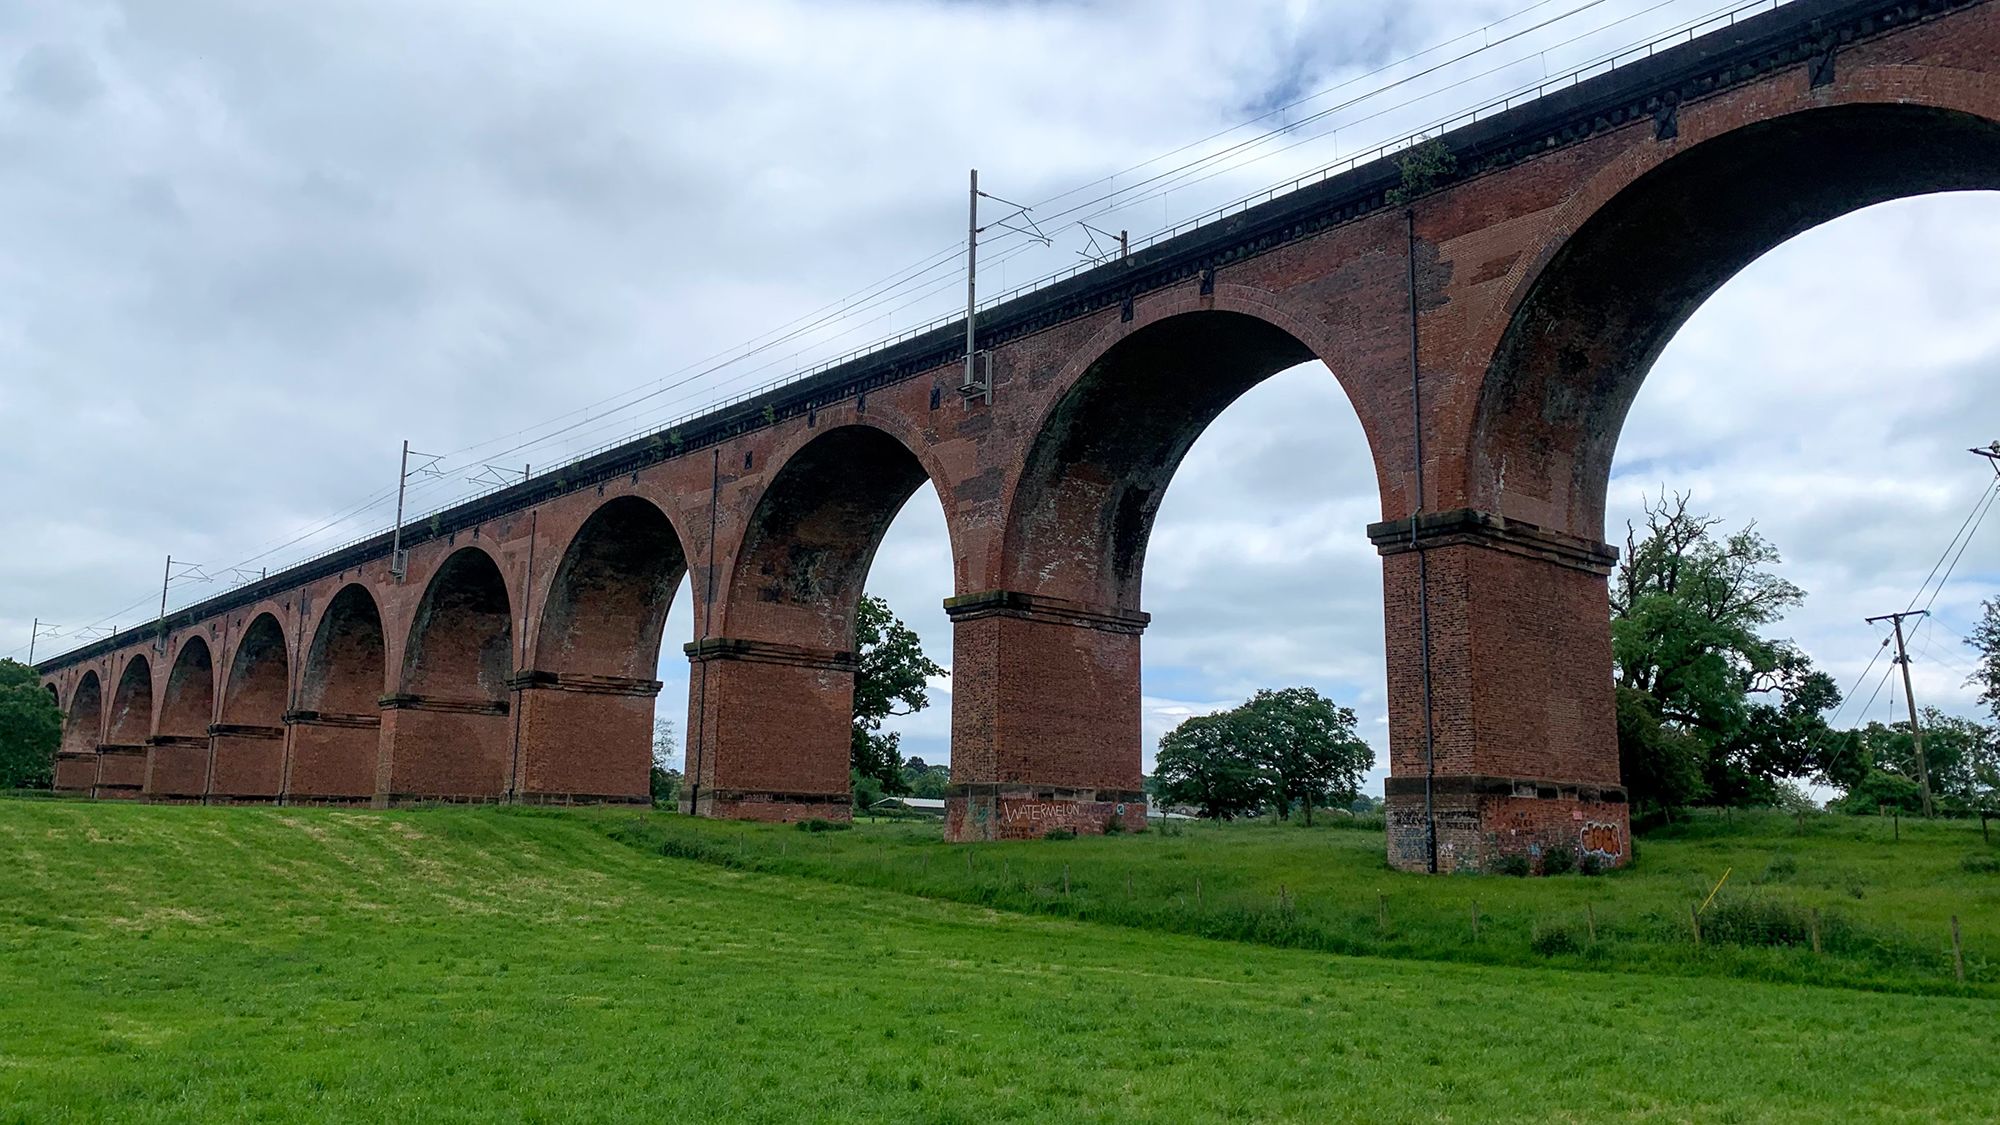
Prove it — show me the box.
[2,801,1997,1122]
[608,807,2000,997]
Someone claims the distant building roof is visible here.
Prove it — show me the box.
[874,796,947,812]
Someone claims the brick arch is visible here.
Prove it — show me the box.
[301,584,386,713]
[998,307,1335,611]
[379,546,515,802]
[400,546,514,700]
[513,496,690,803]
[682,422,946,822]
[157,637,215,738]
[1471,88,2000,537]
[535,495,688,679]
[290,584,386,803]
[222,614,289,726]
[721,423,939,649]
[61,670,100,755]
[105,653,153,745]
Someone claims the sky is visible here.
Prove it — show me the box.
[3,0,1995,794]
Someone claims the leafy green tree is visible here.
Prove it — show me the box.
[1609,493,1840,813]
[1232,687,1372,825]
[0,659,61,790]
[850,595,946,803]
[1615,685,1707,814]
[1153,712,1266,821]
[650,718,681,808]
[1971,597,2000,726]
[899,756,951,799]
[1829,765,1925,815]
[1830,709,1997,814]
[1154,687,1373,823]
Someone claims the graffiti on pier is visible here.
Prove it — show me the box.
[999,800,1096,830]
[1579,821,1625,861]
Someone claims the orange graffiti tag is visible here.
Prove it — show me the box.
[1579,821,1624,859]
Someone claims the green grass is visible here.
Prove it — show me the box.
[0,802,1994,1122]
[604,808,2000,997]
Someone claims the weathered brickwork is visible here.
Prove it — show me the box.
[35,0,2000,871]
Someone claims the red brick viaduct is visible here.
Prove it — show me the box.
[34,0,2000,871]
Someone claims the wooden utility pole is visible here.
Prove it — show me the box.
[1867,610,1933,818]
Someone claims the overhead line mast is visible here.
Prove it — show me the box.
[1865,609,1934,819]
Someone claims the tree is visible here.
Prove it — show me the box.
[1971,597,2000,726]
[1828,766,1924,815]
[850,595,946,803]
[1154,687,1374,823]
[1830,709,1997,814]
[1609,493,1841,813]
[0,660,61,790]
[1232,687,1372,825]
[1614,685,1706,815]
[899,756,951,799]
[650,717,680,808]
[1153,712,1266,821]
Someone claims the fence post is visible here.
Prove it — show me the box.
[1810,907,1822,955]
[1586,902,1597,946]
[1690,904,1703,946]
[1062,864,1070,897]
[1377,892,1388,935]
[1470,900,1480,943]
[1952,915,1965,984]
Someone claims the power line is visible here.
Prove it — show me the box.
[1060,0,1725,236]
[1922,477,1999,613]
[1827,631,1893,729]
[338,0,1731,507]
[1858,658,1898,723]
[260,0,1775,538]
[1829,461,2000,726]
[1907,471,2000,613]
[28,0,1802,660]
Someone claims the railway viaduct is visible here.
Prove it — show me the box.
[34,0,2000,871]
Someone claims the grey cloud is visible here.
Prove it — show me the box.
[10,42,103,113]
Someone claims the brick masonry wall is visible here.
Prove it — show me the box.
[683,652,855,820]
[53,754,97,793]
[210,731,285,801]
[93,747,145,798]
[285,720,379,802]
[512,685,655,803]
[377,706,512,803]
[1390,790,1630,874]
[144,741,211,801]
